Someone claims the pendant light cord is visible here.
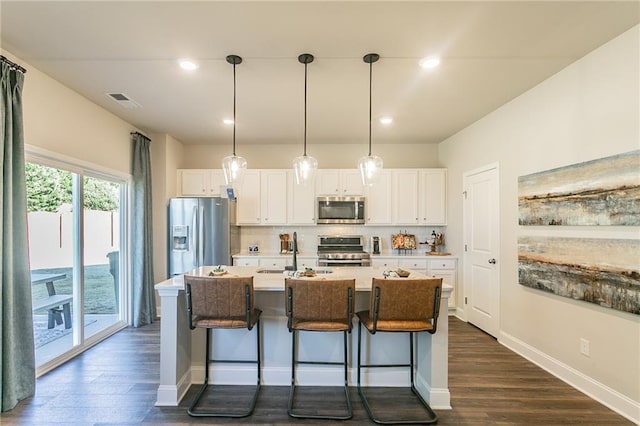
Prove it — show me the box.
[368,59,373,157]
[232,62,237,156]
[304,61,308,157]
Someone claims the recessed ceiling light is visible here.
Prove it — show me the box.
[223,119,234,125]
[179,60,198,71]
[379,117,393,125]
[419,57,440,69]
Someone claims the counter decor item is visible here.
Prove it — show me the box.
[382,268,410,278]
[421,230,447,255]
[208,266,228,276]
[280,233,290,254]
[391,231,416,254]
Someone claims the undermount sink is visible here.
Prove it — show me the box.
[256,268,285,274]
[255,267,334,275]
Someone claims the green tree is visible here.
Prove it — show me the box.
[26,163,119,212]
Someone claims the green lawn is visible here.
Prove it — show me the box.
[31,264,117,314]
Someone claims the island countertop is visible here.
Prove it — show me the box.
[155,265,453,293]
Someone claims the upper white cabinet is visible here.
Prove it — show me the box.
[236,170,287,225]
[419,169,447,225]
[365,171,392,225]
[177,169,226,197]
[316,169,364,196]
[393,170,420,225]
[236,170,261,224]
[287,171,316,225]
[176,168,446,226]
[260,170,287,225]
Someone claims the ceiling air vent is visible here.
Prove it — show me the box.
[106,92,141,109]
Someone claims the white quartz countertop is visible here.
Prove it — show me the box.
[155,265,453,293]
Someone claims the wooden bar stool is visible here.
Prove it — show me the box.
[184,275,262,418]
[285,277,355,420]
[357,277,443,424]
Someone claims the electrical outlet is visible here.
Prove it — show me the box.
[580,338,590,357]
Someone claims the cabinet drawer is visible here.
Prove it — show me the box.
[371,258,399,268]
[234,257,259,267]
[428,259,456,270]
[258,258,288,268]
[398,258,428,270]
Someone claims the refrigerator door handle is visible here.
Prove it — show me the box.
[198,206,205,267]
[191,205,198,268]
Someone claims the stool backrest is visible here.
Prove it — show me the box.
[370,277,443,333]
[185,275,254,327]
[285,278,356,331]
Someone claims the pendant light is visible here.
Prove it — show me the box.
[222,54,247,186]
[358,53,383,186]
[293,53,318,186]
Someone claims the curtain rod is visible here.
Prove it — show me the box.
[0,55,27,74]
[130,131,150,141]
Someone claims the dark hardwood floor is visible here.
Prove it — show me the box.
[1,318,631,425]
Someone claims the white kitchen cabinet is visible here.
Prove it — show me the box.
[258,257,288,269]
[287,171,316,225]
[316,169,364,196]
[428,258,457,309]
[260,170,288,225]
[236,170,261,224]
[393,170,420,225]
[398,258,428,272]
[177,169,226,197]
[236,170,287,225]
[365,171,392,225]
[371,258,399,269]
[234,257,260,267]
[419,169,447,225]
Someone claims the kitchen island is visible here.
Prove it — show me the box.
[154,266,452,410]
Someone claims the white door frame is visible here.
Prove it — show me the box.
[462,162,501,336]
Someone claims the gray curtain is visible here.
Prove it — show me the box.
[1,61,35,411]
[131,132,156,327]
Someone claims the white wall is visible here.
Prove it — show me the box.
[2,51,135,175]
[150,133,185,283]
[439,25,640,419]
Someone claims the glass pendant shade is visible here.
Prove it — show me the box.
[293,154,318,186]
[358,154,383,186]
[222,154,247,185]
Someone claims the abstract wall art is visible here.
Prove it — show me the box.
[518,150,639,226]
[518,236,640,315]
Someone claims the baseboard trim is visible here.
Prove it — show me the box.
[500,330,640,425]
[155,369,192,406]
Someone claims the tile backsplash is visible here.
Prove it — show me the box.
[239,225,447,255]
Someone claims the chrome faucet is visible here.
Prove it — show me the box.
[285,231,298,271]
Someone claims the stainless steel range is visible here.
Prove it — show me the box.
[317,235,371,267]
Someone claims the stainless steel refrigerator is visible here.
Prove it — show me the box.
[168,197,240,276]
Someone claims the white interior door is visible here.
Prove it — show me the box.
[463,163,500,337]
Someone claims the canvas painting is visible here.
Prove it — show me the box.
[518,236,640,315]
[518,150,639,226]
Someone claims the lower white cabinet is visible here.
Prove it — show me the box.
[234,257,259,267]
[371,258,399,269]
[427,258,457,309]
[258,257,288,269]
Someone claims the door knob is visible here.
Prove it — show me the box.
[488,258,496,264]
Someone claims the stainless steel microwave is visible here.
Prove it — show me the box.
[316,196,365,224]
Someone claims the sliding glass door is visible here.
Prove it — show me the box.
[26,160,128,371]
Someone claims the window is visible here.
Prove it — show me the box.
[26,151,130,374]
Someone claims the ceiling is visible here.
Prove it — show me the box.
[1,1,638,147]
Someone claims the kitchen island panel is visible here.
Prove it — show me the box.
[155,266,451,409]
